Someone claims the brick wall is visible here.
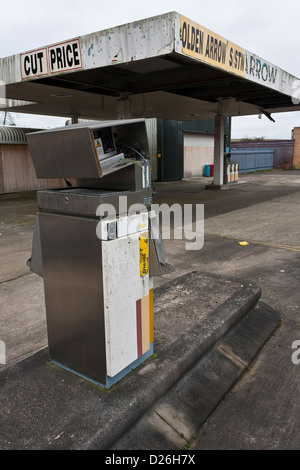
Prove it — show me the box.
[293,127,300,169]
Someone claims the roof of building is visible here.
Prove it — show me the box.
[0,126,40,144]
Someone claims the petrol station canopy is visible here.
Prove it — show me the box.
[0,11,299,122]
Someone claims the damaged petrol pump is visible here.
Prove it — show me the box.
[26,119,173,389]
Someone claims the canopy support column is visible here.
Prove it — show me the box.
[213,113,225,187]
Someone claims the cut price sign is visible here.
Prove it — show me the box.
[20,39,82,79]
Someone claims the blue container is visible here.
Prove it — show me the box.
[204,164,211,176]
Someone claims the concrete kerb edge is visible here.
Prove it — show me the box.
[143,277,262,389]
[0,271,262,450]
[91,275,262,450]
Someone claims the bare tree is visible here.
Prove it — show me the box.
[0,111,16,126]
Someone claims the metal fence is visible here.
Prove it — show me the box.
[231,148,274,173]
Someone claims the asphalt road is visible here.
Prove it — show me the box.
[153,171,300,450]
[0,169,300,450]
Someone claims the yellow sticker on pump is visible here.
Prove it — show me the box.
[140,232,149,277]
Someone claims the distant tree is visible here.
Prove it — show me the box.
[239,136,266,142]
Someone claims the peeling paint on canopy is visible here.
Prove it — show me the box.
[0,12,299,121]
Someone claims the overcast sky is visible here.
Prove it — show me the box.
[1,0,299,138]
